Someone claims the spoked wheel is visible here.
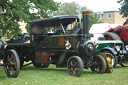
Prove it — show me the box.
[4,49,20,78]
[67,56,83,77]
[120,56,128,67]
[103,51,118,68]
[91,55,106,73]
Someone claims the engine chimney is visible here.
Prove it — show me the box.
[82,11,93,39]
[77,11,95,57]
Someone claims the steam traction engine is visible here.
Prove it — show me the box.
[6,11,109,76]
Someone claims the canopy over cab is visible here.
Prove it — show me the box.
[30,15,81,34]
[30,15,80,27]
[29,15,82,43]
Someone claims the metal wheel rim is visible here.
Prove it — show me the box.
[67,58,80,76]
[5,52,17,77]
[91,57,102,73]
[105,53,115,68]
[121,57,128,66]
[121,62,128,66]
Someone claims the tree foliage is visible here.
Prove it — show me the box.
[118,0,128,17]
[54,2,101,29]
[0,0,58,38]
[54,2,86,15]
[87,9,102,29]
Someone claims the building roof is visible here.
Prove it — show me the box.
[103,11,120,13]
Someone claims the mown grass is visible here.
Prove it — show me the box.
[0,64,128,85]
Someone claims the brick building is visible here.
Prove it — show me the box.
[98,11,127,24]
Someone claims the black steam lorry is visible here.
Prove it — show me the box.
[6,11,109,76]
[0,2,20,78]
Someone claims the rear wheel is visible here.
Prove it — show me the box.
[4,49,20,78]
[102,51,118,68]
[67,56,83,77]
[91,55,106,73]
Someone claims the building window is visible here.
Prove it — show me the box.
[97,12,103,19]
[107,13,112,19]
[99,14,103,19]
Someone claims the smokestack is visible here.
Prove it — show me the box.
[82,11,92,39]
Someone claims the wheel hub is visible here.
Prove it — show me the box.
[106,57,111,64]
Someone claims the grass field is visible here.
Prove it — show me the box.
[0,64,128,85]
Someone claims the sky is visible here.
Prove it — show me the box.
[54,0,121,12]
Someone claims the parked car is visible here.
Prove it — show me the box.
[0,2,20,78]
[89,23,122,34]
[6,11,109,76]
[91,33,124,68]
[104,19,128,67]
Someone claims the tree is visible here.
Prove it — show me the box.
[87,9,102,29]
[54,2,87,15]
[118,0,128,17]
[54,2,101,29]
[54,2,79,15]
[0,0,59,38]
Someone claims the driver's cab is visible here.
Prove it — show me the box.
[31,23,68,42]
[30,15,81,43]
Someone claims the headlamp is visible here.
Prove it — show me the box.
[116,46,121,51]
[125,45,128,51]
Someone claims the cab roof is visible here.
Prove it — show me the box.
[30,15,80,27]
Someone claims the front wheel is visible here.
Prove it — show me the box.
[67,56,84,77]
[102,51,118,68]
[120,56,128,67]
[4,49,20,78]
[91,55,106,73]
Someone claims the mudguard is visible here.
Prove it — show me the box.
[100,47,117,56]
